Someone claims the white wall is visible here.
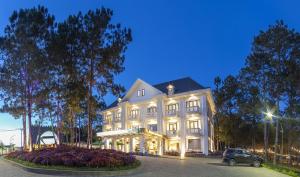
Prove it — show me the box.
[127,81,162,102]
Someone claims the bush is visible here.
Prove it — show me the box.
[6,145,137,168]
[164,151,180,156]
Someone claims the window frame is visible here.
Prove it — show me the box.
[189,120,199,129]
[167,103,179,111]
[142,89,145,96]
[147,106,157,113]
[137,90,141,97]
[168,122,178,131]
[186,100,200,108]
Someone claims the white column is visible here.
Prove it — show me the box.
[139,136,145,154]
[179,99,186,159]
[121,102,128,129]
[141,106,146,128]
[112,111,116,130]
[158,137,163,156]
[105,138,109,149]
[121,138,125,152]
[129,137,134,152]
[157,97,164,134]
[111,138,117,150]
[124,138,128,152]
[201,95,209,155]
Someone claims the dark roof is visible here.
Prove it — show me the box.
[153,77,207,94]
[104,77,207,110]
[105,100,119,110]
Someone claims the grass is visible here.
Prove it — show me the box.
[263,162,300,177]
[4,156,141,172]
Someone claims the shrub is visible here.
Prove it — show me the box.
[165,151,180,156]
[6,145,137,168]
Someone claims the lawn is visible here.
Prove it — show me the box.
[263,163,300,177]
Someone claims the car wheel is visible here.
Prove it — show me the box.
[228,159,236,166]
[253,160,261,167]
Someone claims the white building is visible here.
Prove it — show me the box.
[97,77,215,157]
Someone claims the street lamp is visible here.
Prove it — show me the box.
[264,110,280,165]
[262,109,275,162]
[266,112,273,119]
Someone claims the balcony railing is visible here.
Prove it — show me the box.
[165,110,179,117]
[166,130,179,137]
[114,116,121,122]
[128,114,140,120]
[186,128,201,136]
[146,112,158,118]
[186,106,201,114]
[103,119,112,124]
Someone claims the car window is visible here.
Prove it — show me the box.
[236,150,243,154]
[227,149,234,154]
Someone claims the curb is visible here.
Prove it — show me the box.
[1,157,141,176]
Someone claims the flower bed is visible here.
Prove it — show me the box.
[6,145,139,169]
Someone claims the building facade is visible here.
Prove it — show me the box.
[97,77,215,157]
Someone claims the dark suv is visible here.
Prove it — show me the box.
[222,148,263,167]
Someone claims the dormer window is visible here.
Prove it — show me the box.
[167,84,174,96]
[137,89,145,97]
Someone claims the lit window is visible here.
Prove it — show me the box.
[137,90,141,97]
[142,89,145,96]
[169,122,177,131]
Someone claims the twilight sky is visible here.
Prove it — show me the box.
[1,0,300,146]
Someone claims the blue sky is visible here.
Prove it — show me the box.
[1,0,300,145]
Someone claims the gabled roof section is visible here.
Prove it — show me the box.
[153,77,207,94]
[103,77,208,111]
[122,78,163,100]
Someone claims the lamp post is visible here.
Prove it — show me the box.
[274,117,279,165]
[264,111,273,162]
[265,111,280,165]
[280,124,284,162]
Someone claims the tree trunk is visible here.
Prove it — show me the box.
[27,96,33,151]
[273,118,279,165]
[22,112,27,150]
[273,101,280,165]
[264,121,268,161]
[87,58,94,149]
[56,95,62,145]
[70,109,75,145]
[78,116,81,147]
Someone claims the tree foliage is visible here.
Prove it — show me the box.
[213,21,300,157]
[0,6,131,150]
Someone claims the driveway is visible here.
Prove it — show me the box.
[0,156,289,177]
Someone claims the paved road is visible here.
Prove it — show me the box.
[0,156,289,177]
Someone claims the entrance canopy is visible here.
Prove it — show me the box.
[97,128,164,139]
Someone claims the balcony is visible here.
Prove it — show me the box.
[128,113,140,120]
[145,112,158,118]
[103,118,112,124]
[114,116,121,122]
[186,106,201,114]
[166,130,179,137]
[186,128,202,136]
[165,110,179,117]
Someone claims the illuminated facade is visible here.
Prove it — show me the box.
[97,77,215,157]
